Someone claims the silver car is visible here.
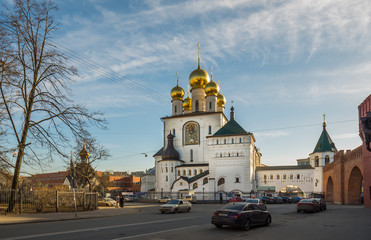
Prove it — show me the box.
[159,199,192,213]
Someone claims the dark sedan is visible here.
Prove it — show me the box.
[297,199,320,213]
[211,202,272,231]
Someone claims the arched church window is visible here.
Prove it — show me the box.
[209,125,212,134]
[173,129,175,136]
[325,155,330,165]
[209,101,212,110]
[283,174,287,180]
[237,152,239,157]
[189,169,192,176]
[200,169,203,174]
[166,176,168,181]
[161,167,163,173]
[224,139,226,144]
[203,178,208,185]
[193,182,198,189]
[297,174,300,179]
[190,149,193,162]
[239,138,242,143]
[232,139,234,144]
[264,175,267,180]
[220,153,222,157]
[194,169,197,175]
[315,156,319,167]
[270,175,273,180]
[277,174,280,180]
[178,170,180,176]
[217,178,225,186]
[166,167,168,173]
[216,140,219,144]
[290,174,293,180]
[195,100,199,111]
[235,177,240,183]
[171,167,173,173]
[183,170,186,175]
[228,153,230,157]
[174,106,177,113]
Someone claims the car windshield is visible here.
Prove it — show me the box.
[300,199,314,203]
[167,200,179,204]
[220,203,245,211]
[245,199,258,203]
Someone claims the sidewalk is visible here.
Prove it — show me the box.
[0,205,151,225]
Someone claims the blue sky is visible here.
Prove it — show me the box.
[10,0,371,174]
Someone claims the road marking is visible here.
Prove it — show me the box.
[4,217,199,240]
[111,225,200,240]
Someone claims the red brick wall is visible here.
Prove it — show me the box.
[359,94,371,208]
[323,147,363,205]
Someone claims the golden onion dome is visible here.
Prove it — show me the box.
[79,144,90,159]
[217,93,226,107]
[183,96,191,110]
[171,73,185,100]
[171,85,184,100]
[189,67,210,89]
[205,80,219,96]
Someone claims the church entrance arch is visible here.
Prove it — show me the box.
[347,166,363,205]
[280,185,305,197]
[326,177,334,202]
[217,177,225,192]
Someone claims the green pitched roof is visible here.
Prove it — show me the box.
[313,126,337,153]
[213,120,248,136]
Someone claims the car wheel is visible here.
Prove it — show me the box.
[243,219,251,231]
[265,216,271,226]
[324,206,327,210]
[187,207,191,212]
[174,208,178,214]
[160,211,165,214]
[214,224,222,228]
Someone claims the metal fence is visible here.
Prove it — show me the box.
[0,190,98,214]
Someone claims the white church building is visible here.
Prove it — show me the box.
[153,45,337,200]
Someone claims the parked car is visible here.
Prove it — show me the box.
[211,202,272,231]
[292,196,303,203]
[297,199,320,213]
[281,197,292,204]
[312,198,327,211]
[98,197,116,207]
[157,196,172,203]
[159,199,192,213]
[124,195,135,202]
[272,197,283,204]
[244,198,267,211]
[227,197,245,202]
[260,196,273,204]
[182,195,197,203]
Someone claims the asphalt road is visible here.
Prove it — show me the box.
[1,203,371,240]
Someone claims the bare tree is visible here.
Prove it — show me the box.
[72,132,111,193]
[0,0,106,212]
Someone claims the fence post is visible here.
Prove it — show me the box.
[19,191,22,214]
[83,193,85,211]
[56,191,58,212]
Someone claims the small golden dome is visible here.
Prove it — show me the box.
[183,96,191,110]
[79,144,90,159]
[205,80,219,96]
[189,67,210,89]
[171,85,184,100]
[217,93,226,107]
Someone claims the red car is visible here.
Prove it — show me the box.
[228,197,245,202]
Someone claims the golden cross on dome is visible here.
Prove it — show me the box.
[210,66,213,81]
[197,42,201,68]
[323,114,326,122]
[176,72,179,85]
[187,85,190,97]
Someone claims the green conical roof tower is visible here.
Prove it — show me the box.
[312,116,337,153]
